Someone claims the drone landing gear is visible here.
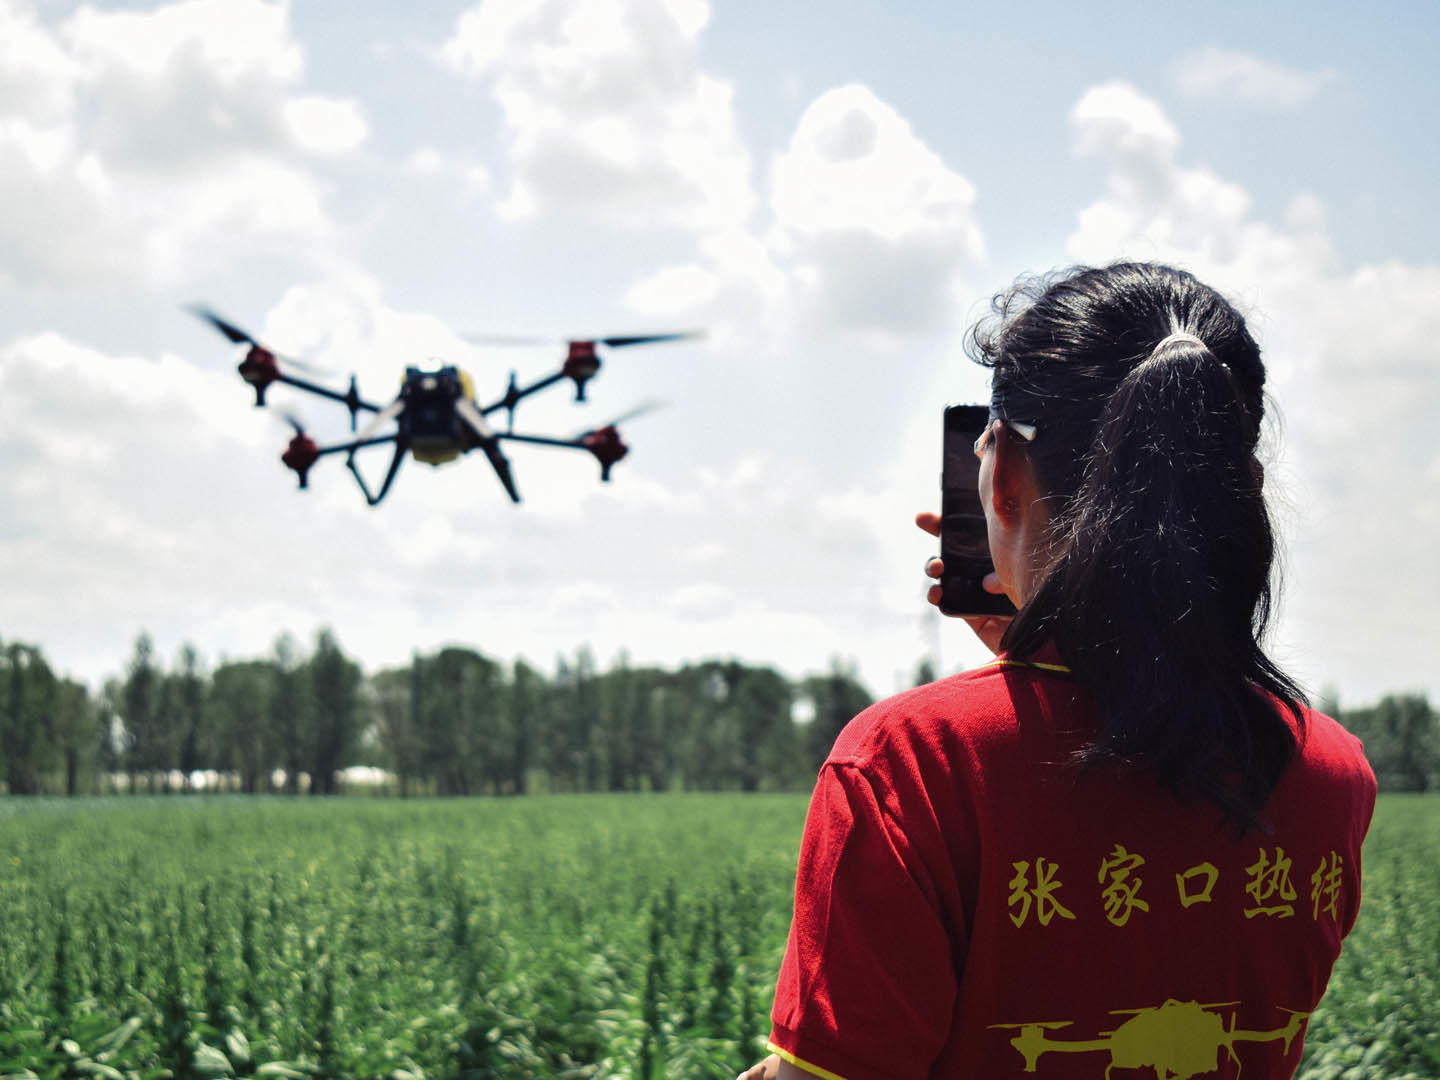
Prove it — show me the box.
[478,442,521,503]
[347,443,406,507]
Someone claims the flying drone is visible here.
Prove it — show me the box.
[189,306,700,506]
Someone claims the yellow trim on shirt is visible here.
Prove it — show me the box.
[987,657,1072,674]
[765,1041,850,1080]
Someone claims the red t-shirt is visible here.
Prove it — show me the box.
[768,656,1376,1080]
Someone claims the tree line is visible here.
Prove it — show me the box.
[2,632,1435,797]
[1319,690,1440,794]
[0,631,875,797]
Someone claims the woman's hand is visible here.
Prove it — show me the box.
[916,511,1012,656]
[735,1054,779,1080]
[736,1054,809,1080]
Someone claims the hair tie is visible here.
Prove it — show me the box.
[1153,331,1207,353]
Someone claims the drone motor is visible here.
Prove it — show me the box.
[281,428,320,489]
[563,341,601,401]
[238,346,281,406]
[582,426,628,481]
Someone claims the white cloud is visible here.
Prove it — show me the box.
[0,0,367,291]
[1174,46,1336,108]
[65,0,302,83]
[1071,80,1179,165]
[0,119,124,288]
[0,331,272,664]
[440,0,752,231]
[624,82,985,348]
[771,83,981,243]
[406,146,446,176]
[284,96,369,155]
[623,262,722,316]
[1068,80,1334,282]
[0,0,81,124]
[768,83,985,338]
[626,227,788,343]
[668,583,735,621]
[61,0,303,170]
[402,145,491,195]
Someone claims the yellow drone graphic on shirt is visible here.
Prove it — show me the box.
[989,998,1310,1079]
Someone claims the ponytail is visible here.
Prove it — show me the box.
[971,263,1305,830]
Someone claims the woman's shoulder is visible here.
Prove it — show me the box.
[825,657,1074,772]
[1267,702,1377,849]
[1293,703,1377,790]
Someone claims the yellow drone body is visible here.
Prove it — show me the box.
[407,366,476,466]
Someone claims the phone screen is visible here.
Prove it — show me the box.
[940,404,1017,617]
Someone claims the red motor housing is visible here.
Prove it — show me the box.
[238,346,280,406]
[582,425,627,481]
[563,341,601,401]
[281,432,320,488]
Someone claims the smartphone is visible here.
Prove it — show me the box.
[940,404,1016,617]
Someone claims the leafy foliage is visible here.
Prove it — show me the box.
[0,795,1431,1078]
[0,795,802,1079]
[1296,797,1440,1079]
[1339,696,1439,793]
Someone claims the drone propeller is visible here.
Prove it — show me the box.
[461,332,556,347]
[279,410,307,436]
[187,304,333,377]
[189,304,255,346]
[463,330,703,349]
[571,398,667,439]
[597,332,702,348]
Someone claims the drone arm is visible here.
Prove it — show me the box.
[478,370,568,418]
[498,428,624,483]
[272,371,383,419]
[493,432,583,450]
[313,434,401,458]
[345,441,407,507]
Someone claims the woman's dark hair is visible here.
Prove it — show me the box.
[967,261,1305,829]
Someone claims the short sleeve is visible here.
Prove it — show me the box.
[768,763,958,1080]
[1341,744,1378,938]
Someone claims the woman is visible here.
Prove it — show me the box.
[741,263,1375,1079]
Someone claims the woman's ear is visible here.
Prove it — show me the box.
[988,424,1027,522]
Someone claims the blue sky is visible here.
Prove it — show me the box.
[2,0,1436,707]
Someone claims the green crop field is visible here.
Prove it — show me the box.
[0,794,1435,1080]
